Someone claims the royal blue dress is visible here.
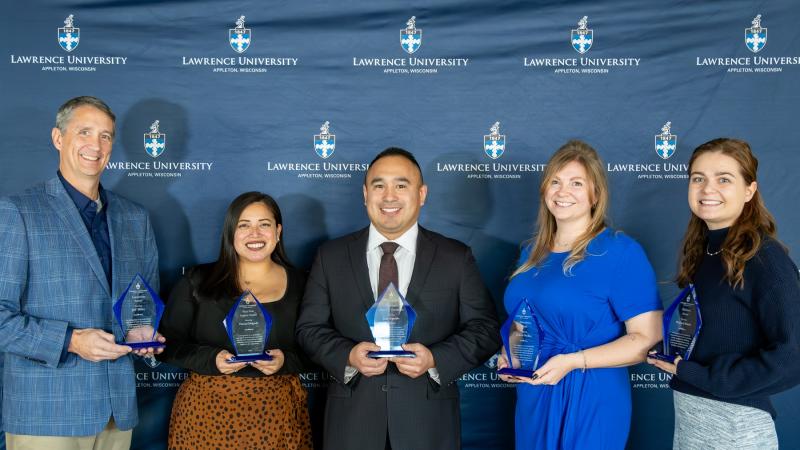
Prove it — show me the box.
[504,229,660,450]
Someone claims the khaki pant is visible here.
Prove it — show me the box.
[6,418,131,450]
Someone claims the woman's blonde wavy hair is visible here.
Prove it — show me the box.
[512,140,608,278]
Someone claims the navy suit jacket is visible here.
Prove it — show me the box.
[0,178,159,436]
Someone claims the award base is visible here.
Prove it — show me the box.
[649,353,678,363]
[498,367,536,378]
[226,353,274,363]
[367,350,416,358]
[124,341,166,350]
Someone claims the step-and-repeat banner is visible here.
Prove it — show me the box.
[2,1,799,449]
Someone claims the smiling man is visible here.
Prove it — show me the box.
[296,147,500,450]
[0,96,162,449]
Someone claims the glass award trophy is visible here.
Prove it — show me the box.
[366,283,417,358]
[497,298,544,378]
[224,290,274,363]
[112,274,166,349]
[651,284,702,363]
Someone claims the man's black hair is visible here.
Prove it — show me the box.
[364,147,424,185]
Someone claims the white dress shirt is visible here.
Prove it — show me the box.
[366,223,417,299]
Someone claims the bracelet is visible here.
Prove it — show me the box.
[578,350,587,373]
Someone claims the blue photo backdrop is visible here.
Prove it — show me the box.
[2,1,799,448]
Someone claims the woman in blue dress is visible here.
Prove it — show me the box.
[498,140,663,450]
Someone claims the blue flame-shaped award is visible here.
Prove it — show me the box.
[651,285,702,363]
[112,274,166,349]
[497,298,544,378]
[366,283,417,358]
[224,290,273,363]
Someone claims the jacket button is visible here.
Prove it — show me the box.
[381,384,389,392]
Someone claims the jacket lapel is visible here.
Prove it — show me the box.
[45,178,111,296]
[105,191,124,299]
[348,228,376,310]
[405,226,435,308]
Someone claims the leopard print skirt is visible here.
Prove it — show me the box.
[168,372,313,450]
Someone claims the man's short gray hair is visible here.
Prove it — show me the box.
[55,96,116,134]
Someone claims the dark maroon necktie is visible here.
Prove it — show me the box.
[378,242,400,297]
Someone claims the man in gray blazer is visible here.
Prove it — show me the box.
[0,96,163,449]
[296,148,500,450]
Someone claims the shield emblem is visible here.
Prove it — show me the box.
[745,28,767,53]
[57,27,80,52]
[571,29,592,54]
[229,28,251,53]
[655,135,677,160]
[141,355,161,369]
[401,30,422,54]
[314,134,335,159]
[144,133,166,158]
[484,135,506,160]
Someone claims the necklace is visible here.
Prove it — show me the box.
[706,244,723,256]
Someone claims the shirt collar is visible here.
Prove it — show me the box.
[367,222,419,255]
[57,171,106,213]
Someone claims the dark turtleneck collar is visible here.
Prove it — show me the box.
[706,227,729,253]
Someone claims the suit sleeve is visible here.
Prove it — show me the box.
[143,213,160,294]
[156,274,223,375]
[295,248,357,382]
[429,247,501,386]
[0,198,70,368]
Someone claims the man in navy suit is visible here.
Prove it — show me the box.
[0,96,163,449]
[297,148,500,450]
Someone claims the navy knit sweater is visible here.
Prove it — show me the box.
[671,227,800,418]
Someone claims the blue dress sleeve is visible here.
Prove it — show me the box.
[608,237,662,321]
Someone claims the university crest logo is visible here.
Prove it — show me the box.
[484,122,506,160]
[571,16,592,54]
[144,120,166,158]
[401,16,422,54]
[141,355,161,369]
[314,121,335,159]
[484,352,500,370]
[745,15,767,53]
[58,15,80,52]
[654,122,677,160]
[229,16,251,54]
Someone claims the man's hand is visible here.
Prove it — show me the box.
[392,343,435,379]
[348,342,388,377]
[68,328,132,362]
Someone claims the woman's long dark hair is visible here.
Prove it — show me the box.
[201,192,293,298]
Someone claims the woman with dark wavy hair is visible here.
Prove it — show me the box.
[499,140,662,449]
[649,138,800,449]
[158,192,312,450]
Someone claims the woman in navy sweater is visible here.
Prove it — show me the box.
[649,138,800,449]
